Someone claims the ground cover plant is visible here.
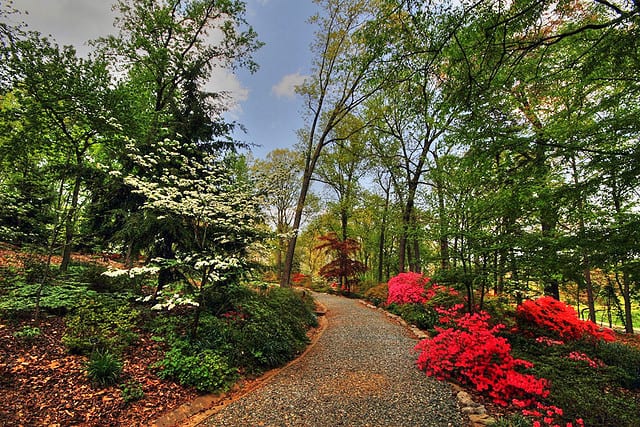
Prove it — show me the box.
[378,272,640,427]
[0,250,319,426]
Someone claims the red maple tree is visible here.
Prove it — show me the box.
[315,233,367,294]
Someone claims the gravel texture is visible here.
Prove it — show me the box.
[201,293,466,427]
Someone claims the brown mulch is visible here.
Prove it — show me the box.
[0,316,198,426]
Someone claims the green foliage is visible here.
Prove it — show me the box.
[490,414,532,427]
[363,283,388,307]
[508,334,640,426]
[152,285,317,376]
[229,287,317,371]
[120,380,144,403]
[590,341,640,389]
[390,303,438,331]
[529,354,639,427]
[0,279,101,317]
[12,325,41,342]
[62,296,138,355]
[85,349,122,387]
[155,345,237,393]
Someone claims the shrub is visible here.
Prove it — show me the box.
[516,297,614,342]
[395,303,439,330]
[593,341,640,388]
[0,280,100,316]
[363,283,388,306]
[386,272,430,305]
[155,345,237,393]
[527,353,639,427]
[86,349,122,387]
[120,380,145,403]
[415,311,549,407]
[12,325,41,342]
[62,296,139,355]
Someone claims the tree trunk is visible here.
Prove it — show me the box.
[281,160,315,287]
[60,173,82,272]
[377,186,390,284]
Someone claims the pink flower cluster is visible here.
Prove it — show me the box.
[386,272,431,305]
[385,272,459,306]
[521,402,585,427]
[567,351,604,369]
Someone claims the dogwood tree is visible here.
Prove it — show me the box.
[124,138,263,338]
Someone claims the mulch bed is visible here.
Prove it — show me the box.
[0,316,198,426]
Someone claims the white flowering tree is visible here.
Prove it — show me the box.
[124,138,263,338]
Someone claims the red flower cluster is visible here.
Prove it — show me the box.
[414,311,549,406]
[386,272,431,305]
[517,297,615,342]
[291,273,308,284]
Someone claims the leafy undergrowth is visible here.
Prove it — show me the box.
[0,316,197,426]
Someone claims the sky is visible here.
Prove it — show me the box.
[11,0,320,158]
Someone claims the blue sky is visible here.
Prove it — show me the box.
[13,0,320,158]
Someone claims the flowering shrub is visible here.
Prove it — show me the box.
[517,297,615,342]
[291,273,310,286]
[414,311,549,406]
[386,272,430,305]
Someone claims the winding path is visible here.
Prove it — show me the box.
[199,293,465,427]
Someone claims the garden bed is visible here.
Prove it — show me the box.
[0,316,197,426]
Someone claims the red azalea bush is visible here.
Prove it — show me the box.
[414,311,549,406]
[386,272,431,305]
[516,296,615,342]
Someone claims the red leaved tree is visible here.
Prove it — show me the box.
[315,232,367,294]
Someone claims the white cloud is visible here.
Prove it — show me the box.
[204,68,250,116]
[272,72,307,99]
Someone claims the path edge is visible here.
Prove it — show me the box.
[149,299,329,427]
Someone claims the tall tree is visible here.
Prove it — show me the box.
[280,0,394,287]
[4,33,117,270]
[97,0,261,288]
[314,114,367,241]
[252,149,303,279]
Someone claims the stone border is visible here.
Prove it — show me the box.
[358,300,496,427]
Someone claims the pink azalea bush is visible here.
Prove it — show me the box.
[386,272,431,305]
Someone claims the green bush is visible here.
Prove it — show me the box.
[230,287,317,371]
[0,280,101,316]
[12,325,41,342]
[86,349,122,387]
[363,283,388,306]
[120,380,145,403]
[592,341,640,389]
[396,303,438,330]
[155,345,237,393]
[490,414,532,427]
[523,351,640,426]
[62,296,139,355]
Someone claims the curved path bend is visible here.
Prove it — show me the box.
[199,293,465,427]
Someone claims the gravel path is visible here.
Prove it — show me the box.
[200,293,465,427]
